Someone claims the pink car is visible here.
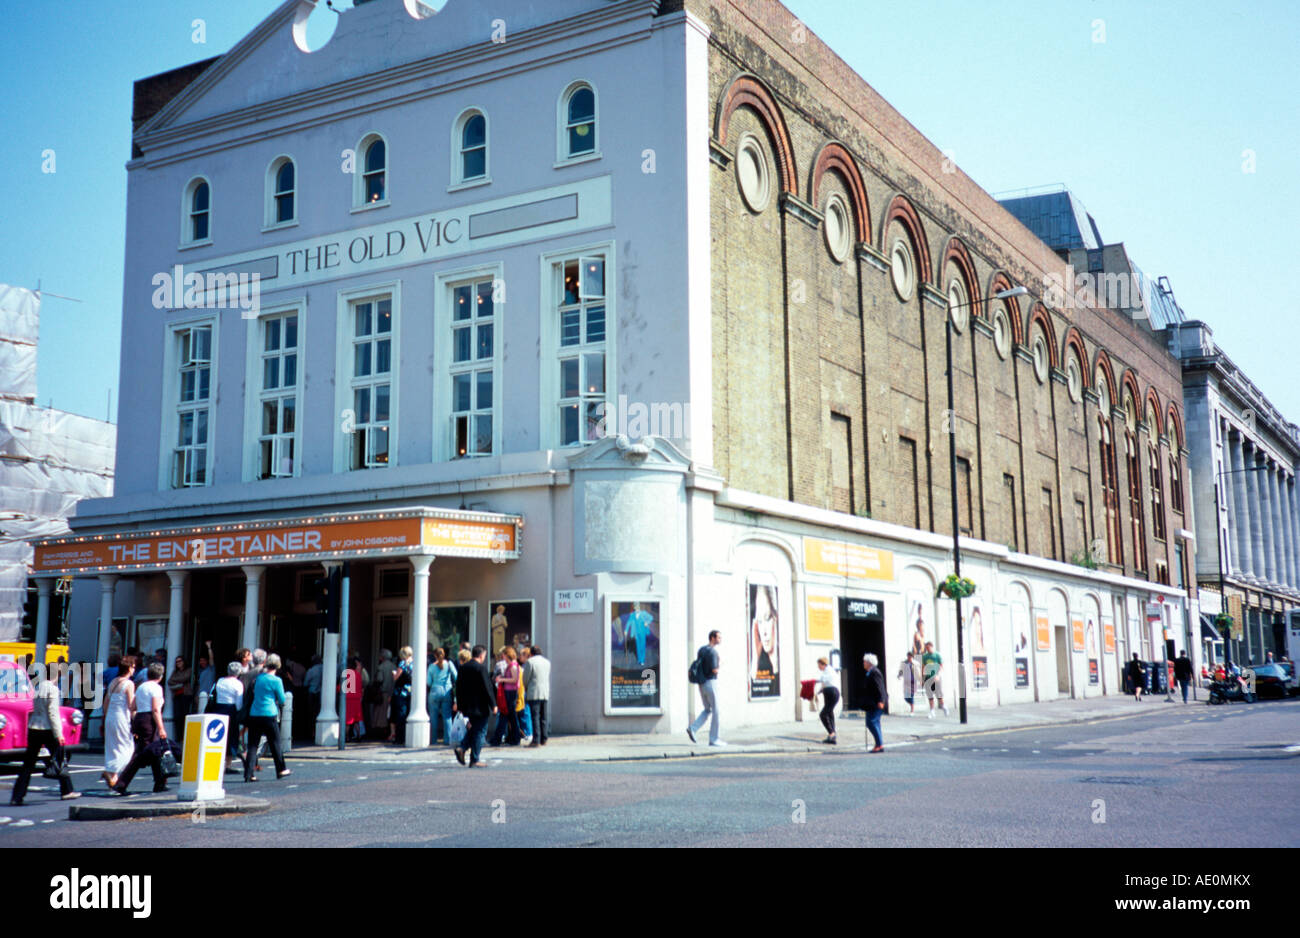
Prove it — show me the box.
[0,660,85,759]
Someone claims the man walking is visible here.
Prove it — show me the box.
[687,630,724,747]
[921,641,947,718]
[863,653,887,753]
[453,645,497,768]
[522,645,551,746]
[9,671,79,805]
[897,650,920,714]
[1173,649,1193,703]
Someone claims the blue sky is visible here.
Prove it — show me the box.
[2,0,1297,423]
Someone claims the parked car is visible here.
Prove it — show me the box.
[0,660,85,760]
[1244,663,1293,699]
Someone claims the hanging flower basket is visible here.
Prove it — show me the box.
[1212,613,1234,632]
[937,574,976,600]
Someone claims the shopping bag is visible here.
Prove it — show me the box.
[449,713,469,747]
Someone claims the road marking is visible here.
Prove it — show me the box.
[12,819,33,827]
[41,819,54,824]
[356,776,368,780]
[0,817,10,824]
[1284,745,1300,753]
[1031,750,1040,754]
[286,784,298,789]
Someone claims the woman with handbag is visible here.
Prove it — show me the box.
[495,647,523,746]
[344,657,366,742]
[112,661,170,795]
[209,662,245,769]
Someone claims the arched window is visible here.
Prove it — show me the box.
[1123,394,1148,573]
[354,134,388,207]
[184,177,211,244]
[1147,404,1166,541]
[453,109,488,185]
[1168,426,1184,515]
[1099,417,1123,565]
[559,83,597,161]
[267,157,296,226]
[364,138,386,203]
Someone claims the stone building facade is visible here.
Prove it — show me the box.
[37,0,1198,744]
[1172,320,1299,663]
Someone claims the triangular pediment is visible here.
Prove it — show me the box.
[564,435,692,472]
[138,0,642,140]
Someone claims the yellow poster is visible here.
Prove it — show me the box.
[1035,614,1051,651]
[1071,618,1085,653]
[803,537,894,580]
[806,593,836,643]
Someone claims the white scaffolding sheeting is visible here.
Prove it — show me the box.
[0,285,115,636]
[0,284,39,402]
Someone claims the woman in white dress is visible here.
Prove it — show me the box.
[102,655,137,789]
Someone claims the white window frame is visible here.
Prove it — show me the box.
[449,107,490,192]
[539,241,616,450]
[555,80,600,167]
[159,315,218,490]
[334,280,401,472]
[264,155,298,231]
[352,132,390,212]
[180,175,213,249]
[433,263,503,461]
[243,298,305,482]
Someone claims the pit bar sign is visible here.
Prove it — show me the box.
[34,514,518,574]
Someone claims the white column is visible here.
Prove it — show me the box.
[1283,472,1297,589]
[1245,447,1266,582]
[241,565,266,651]
[164,570,187,723]
[33,578,54,668]
[315,631,340,746]
[1290,478,1300,589]
[406,554,434,748]
[96,575,118,664]
[1275,469,1293,589]
[1230,433,1251,577]
[1267,463,1285,587]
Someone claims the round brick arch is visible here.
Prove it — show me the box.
[808,141,870,242]
[1093,348,1118,407]
[1145,387,1164,436]
[881,194,933,285]
[986,271,1024,343]
[1166,404,1183,447]
[941,237,981,317]
[1120,370,1142,417]
[1026,303,1059,368]
[1062,327,1089,389]
[715,73,798,195]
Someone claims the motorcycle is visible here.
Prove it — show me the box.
[1207,674,1255,705]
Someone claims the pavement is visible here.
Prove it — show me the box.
[284,691,1202,764]
[69,794,270,822]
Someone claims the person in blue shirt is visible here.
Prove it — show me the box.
[426,647,458,746]
[623,602,656,668]
[244,654,290,782]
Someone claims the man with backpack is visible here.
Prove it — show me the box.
[686,630,724,747]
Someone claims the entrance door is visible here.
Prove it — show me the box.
[1054,625,1071,695]
[840,612,886,712]
[374,613,404,664]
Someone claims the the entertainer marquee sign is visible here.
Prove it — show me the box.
[33,509,522,575]
[172,175,611,301]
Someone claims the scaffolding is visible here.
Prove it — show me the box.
[0,285,115,639]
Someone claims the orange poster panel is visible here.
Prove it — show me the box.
[803,538,894,581]
[806,594,836,643]
[1071,618,1086,653]
[1035,614,1051,652]
[1103,621,1116,655]
[422,518,516,552]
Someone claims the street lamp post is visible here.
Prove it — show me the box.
[945,285,1027,725]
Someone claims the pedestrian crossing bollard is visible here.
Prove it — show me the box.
[280,691,293,754]
[180,713,229,802]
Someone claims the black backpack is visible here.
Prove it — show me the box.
[688,646,709,684]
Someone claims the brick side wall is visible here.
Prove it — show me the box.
[697,0,1193,595]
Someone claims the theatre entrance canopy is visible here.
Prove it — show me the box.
[31,506,522,576]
